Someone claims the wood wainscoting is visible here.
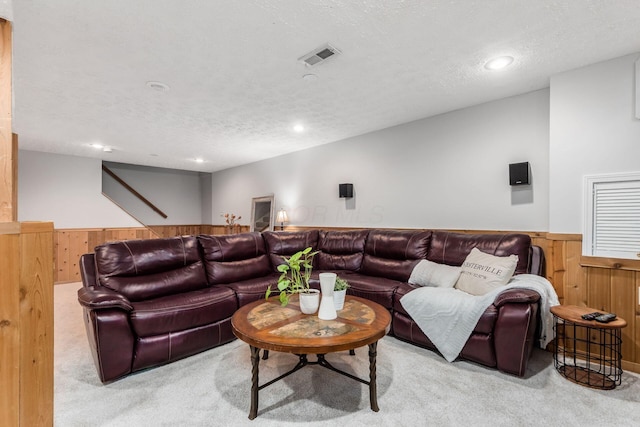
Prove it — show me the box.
[54,225,250,283]
[54,225,640,373]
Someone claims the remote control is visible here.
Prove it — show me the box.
[595,313,617,323]
[581,312,603,320]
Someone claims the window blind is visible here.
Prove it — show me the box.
[592,180,640,259]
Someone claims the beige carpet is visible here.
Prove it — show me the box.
[55,282,640,426]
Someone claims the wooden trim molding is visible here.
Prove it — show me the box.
[580,256,640,272]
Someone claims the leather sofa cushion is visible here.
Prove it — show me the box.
[130,286,237,337]
[222,274,281,307]
[360,230,432,282]
[198,233,272,284]
[263,230,319,271]
[337,272,401,310]
[95,236,208,301]
[427,231,532,274]
[317,229,369,271]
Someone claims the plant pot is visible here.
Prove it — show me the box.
[333,289,347,311]
[299,289,320,314]
[318,273,337,320]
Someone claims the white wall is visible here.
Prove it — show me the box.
[549,52,640,233]
[200,172,213,224]
[18,150,141,228]
[17,51,640,234]
[211,89,550,231]
[102,162,208,225]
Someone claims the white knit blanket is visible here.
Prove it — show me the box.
[399,274,559,362]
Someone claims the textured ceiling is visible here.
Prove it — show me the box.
[10,1,640,172]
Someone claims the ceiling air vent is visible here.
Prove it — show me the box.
[298,43,341,67]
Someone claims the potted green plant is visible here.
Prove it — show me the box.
[265,247,320,312]
[333,276,350,310]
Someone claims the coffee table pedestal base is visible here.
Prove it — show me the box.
[247,342,379,420]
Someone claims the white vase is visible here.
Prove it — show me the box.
[299,289,320,314]
[333,289,347,311]
[318,273,337,320]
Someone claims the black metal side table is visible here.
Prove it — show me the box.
[551,305,626,390]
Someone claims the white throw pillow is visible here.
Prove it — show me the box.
[454,248,518,296]
[408,259,462,288]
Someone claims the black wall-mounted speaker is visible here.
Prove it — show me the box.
[509,162,530,186]
[339,183,353,198]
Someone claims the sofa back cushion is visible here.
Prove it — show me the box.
[317,230,369,271]
[198,233,272,284]
[95,236,207,302]
[427,231,531,274]
[263,230,319,272]
[360,230,432,282]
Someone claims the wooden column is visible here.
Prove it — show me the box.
[0,222,54,427]
[0,17,54,427]
[0,222,20,426]
[1,18,16,221]
[19,222,54,426]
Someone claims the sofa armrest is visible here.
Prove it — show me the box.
[493,288,540,307]
[529,245,545,276]
[78,286,133,312]
[79,253,98,287]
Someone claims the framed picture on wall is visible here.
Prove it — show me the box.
[250,195,274,232]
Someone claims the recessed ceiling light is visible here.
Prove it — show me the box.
[195,158,204,163]
[484,56,514,70]
[302,74,318,82]
[293,124,305,133]
[90,143,104,149]
[103,147,113,153]
[146,81,170,92]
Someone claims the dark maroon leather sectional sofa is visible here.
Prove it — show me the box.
[78,229,545,383]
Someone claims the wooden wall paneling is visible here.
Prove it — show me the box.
[550,240,566,303]
[19,222,54,426]
[87,229,105,253]
[635,273,640,365]
[123,228,138,240]
[104,229,117,242]
[145,224,250,238]
[148,225,164,237]
[52,230,59,283]
[68,230,88,283]
[11,133,17,219]
[586,267,611,311]
[55,230,70,283]
[0,227,20,427]
[109,229,122,241]
[583,267,611,354]
[563,241,586,306]
[610,269,636,363]
[531,236,553,283]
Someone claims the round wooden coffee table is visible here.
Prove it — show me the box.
[231,295,391,420]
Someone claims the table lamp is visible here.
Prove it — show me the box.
[276,209,289,231]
